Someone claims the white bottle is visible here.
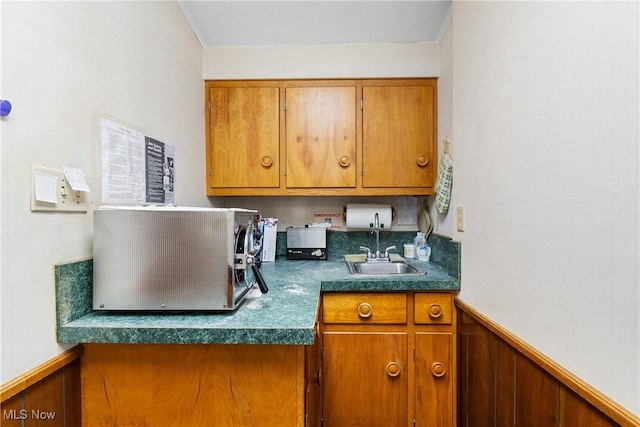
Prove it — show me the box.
[417,244,431,261]
[413,232,425,259]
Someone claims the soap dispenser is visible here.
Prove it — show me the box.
[413,232,425,259]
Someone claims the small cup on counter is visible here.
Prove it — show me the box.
[403,243,415,259]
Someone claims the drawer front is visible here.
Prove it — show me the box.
[323,293,407,324]
[414,293,452,324]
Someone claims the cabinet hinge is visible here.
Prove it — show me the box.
[208,100,211,111]
[283,98,287,111]
[208,165,212,177]
[360,98,363,110]
[413,347,416,361]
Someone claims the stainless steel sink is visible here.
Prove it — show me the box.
[346,260,425,276]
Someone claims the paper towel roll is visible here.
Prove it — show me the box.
[346,204,393,229]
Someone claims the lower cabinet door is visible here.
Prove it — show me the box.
[322,332,408,427]
[415,332,454,426]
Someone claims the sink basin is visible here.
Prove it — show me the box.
[347,260,425,276]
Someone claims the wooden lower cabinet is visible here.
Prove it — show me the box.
[81,343,313,427]
[321,292,456,427]
[415,332,454,425]
[323,332,408,426]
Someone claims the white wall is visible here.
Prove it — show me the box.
[203,42,439,79]
[433,13,454,236]
[452,1,639,415]
[0,1,205,383]
[0,0,4,382]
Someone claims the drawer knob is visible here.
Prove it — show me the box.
[385,362,401,377]
[357,302,373,318]
[431,362,446,378]
[260,156,273,168]
[339,156,351,167]
[428,303,443,319]
[416,154,429,167]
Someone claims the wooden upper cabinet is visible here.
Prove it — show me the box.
[362,81,437,189]
[207,84,280,189]
[285,86,356,189]
[205,79,437,196]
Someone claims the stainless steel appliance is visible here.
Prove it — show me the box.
[286,225,327,260]
[93,206,268,311]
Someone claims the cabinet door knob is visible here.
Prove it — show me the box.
[431,362,446,378]
[385,362,401,377]
[416,154,429,167]
[260,156,273,168]
[428,303,443,319]
[357,302,373,318]
[338,156,351,167]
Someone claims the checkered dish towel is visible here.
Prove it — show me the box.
[435,151,453,214]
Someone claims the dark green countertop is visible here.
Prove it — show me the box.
[55,233,460,346]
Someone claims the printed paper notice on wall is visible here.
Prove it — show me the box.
[145,136,174,205]
[62,166,91,192]
[100,118,175,205]
[313,210,344,230]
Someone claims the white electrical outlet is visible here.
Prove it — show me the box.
[456,205,465,232]
[31,166,90,212]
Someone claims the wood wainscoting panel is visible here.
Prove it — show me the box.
[515,353,559,426]
[458,310,516,427]
[0,346,82,426]
[456,299,636,427]
[464,312,496,425]
[561,386,622,427]
[1,393,22,427]
[63,358,82,426]
[23,370,65,425]
[495,338,515,427]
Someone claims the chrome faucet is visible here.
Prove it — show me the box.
[359,212,396,262]
[373,212,381,258]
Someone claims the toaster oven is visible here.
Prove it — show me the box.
[92,206,268,311]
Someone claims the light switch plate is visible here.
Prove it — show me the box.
[31,166,90,212]
[456,205,465,232]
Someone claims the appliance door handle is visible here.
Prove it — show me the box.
[251,263,269,294]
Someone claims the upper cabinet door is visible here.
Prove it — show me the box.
[208,86,280,188]
[285,86,356,188]
[362,82,436,188]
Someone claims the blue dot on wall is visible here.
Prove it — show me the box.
[0,100,12,117]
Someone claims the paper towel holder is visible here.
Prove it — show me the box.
[342,205,397,226]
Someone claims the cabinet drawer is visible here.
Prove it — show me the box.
[323,293,407,324]
[414,293,452,324]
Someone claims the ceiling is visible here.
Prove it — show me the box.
[178,1,452,47]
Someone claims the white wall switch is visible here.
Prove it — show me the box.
[31,166,90,212]
[456,205,465,232]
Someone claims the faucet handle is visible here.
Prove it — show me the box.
[384,245,397,259]
[359,246,373,259]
